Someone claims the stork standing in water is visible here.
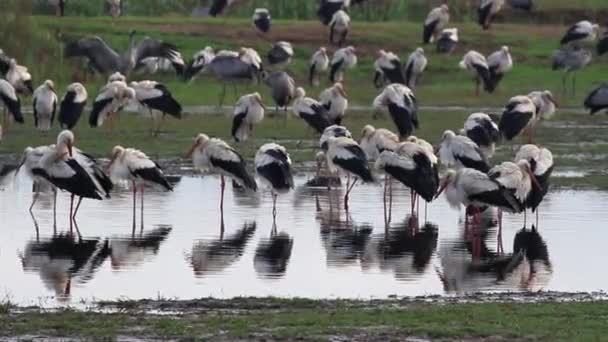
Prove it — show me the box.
[528,90,558,121]
[17,145,56,220]
[32,80,58,133]
[437,28,458,54]
[129,80,182,135]
[499,95,537,143]
[320,124,352,152]
[330,46,357,83]
[423,4,450,44]
[267,42,294,68]
[515,145,553,227]
[252,8,271,34]
[255,143,294,220]
[107,146,173,229]
[584,84,608,114]
[462,113,501,159]
[560,21,600,48]
[185,134,257,225]
[0,79,24,134]
[309,47,330,86]
[319,82,348,125]
[329,10,350,46]
[487,46,513,93]
[438,130,490,172]
[373,50,404,88]
[58,83,88,130]
[292,87,331,134]
[373,84,418,140]
[90,80,136,129]
[325,136,374,211]
[263,71,295,114]
[404,48,428,90]
[478,0,504,30]
[552,48,591,96]
[232,92,266,142]
[5,59,33,95]
[459,51,492,96]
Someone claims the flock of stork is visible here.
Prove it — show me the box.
[1,0,608,243]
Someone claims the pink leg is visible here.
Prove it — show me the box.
[388,179,393,223]
[344,178,357,212]
[140,184,145,230]
[132,181,137,231]
[220,176,226,216]
[272,193,278,219]
[69,194,75,233]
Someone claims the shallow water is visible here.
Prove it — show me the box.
[0,173,606,306]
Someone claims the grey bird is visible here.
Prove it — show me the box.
[64,30,184,76]
[204,55,260,106]
[552,48,592,96]
[264,71,296,114]
[584,84,608,115]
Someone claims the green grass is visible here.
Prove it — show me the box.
[1,299,607,340]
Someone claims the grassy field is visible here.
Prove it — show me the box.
[1,298,607,340]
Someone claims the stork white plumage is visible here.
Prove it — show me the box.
[255,143,294,219]
[108,72,126,83]
[292,87,331,134]
[462,113,501,159]
[528,90,558,120]
[309,47,330,86]
[107,0,121,18]
[438,130,490,173]
[330,46,357,83]
[326,136,374,211]
[130,80,182,134]
[319,82,348,125]
[404,48,428,90]
[252,8,271,34]
[0,79,24,134]
[373,50,404,88]
[329,10,350,46]
[185,134,257,222]
[232,92,266,142]
[423,4,450,44]
[498,95,537,143]
[560,20,600,47]
[320,125,352,152]
[459,51,492,95]
[32,80,58,132]
[267,41,294,67]
[240,47,263,73]
[6,58,33,94]
[514,144,554,227]
[17,145,57,218]
[89,81,136,129]
[107,146,173,229]
[487,46,513,92]
[584,84,608,114]
[58,83,88,130]
[437,28,458,54]
[478,0,504,30]
[184,46,215,81]
[373,84,418,139]
[318,0,350,26]
[360,125,399,161]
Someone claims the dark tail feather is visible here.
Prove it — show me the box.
[487,69,504,93]
[474,64,492,92]
[329,60,342,83]
[6,97,24,123]
[422,21,436,44]
[309,63,316,85]
[598,37,608,56]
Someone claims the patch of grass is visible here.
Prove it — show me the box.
[1,300,608,340]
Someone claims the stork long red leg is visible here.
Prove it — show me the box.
[344,178,357,212]
[140,184,145,230]
[132,181,137,231]
[72,197,83,221]
[69,194,75,232]
[272,193,278,219]
[220,175,226,215]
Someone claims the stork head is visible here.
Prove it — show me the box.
[108,72,126,83]
[253,92,266,110]
[416,47,425,55]
[361,125,376,139]
[15,146,34,175]
[501,45,510,53]
[44,80,55,92]
[9,58,17,67]
[107,145,125,171]
[185,133,209,158]
[315,151,326,167]
[441,130,456,142]
[57,130,74,157]
[346,46,356,54]
[376,49,387,58]
[406,136,419,144]
[543,90,559,107]
[592,24,601,35]
[333,82,347,97]
[435,169,457,199]
[319,46,327,55]
[440,4,449,12]
[295,87,306,98]
[517,159,542,190]
[129,29,137,37]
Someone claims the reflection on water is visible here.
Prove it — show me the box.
[0,174,606,305]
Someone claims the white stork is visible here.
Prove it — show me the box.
[320,124,352,151]
[498,95,537,143]
[185,134,257,217]
[438,130,490,173]
[528,90,558,120]
[89,81,136,129]
[487,46,513,92]
[423,4,450,44]
[318,0,350,26]
[239,47,263,74]
[478,0,504,30]
[319,82,348,125]
[107,0,121,18]
[359,125,399,160]
[561,20,600,47]
[267,41,294,67]
[16,145,56,215]
[107,146,173,228]
[292,87,332,134]
[373,50,404,88]
[405,48,428,90]
[255,143,294,219]
[584,84,608,114]
[329,10,350,46]
[58,83,88,130]
[184,46,215,81]
[437,28,458,54]
[32,80,58,132]
[459,50,492,96]
[462,113,501,159]
[325,136,374,211]
[330,46,357,83]
[232,92,266,142]
[373,84,418,139]
[309,47,330,86]
[252,8,271,34]
[130,80,182,134]
[0,79,24,133]
[6,58,33,94]
[108,72,126,83]
[514,144,554,227]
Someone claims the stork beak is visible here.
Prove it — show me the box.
[106,153,118,173]
[339,87,348,98]
[433,145,440,154]
[528,169,542,191]
[548,94,559,108]
[185,142,199,159]
[15,156,26,176]
[258,97,266,110]
[67,141,73,157]
[434,180,448,200]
